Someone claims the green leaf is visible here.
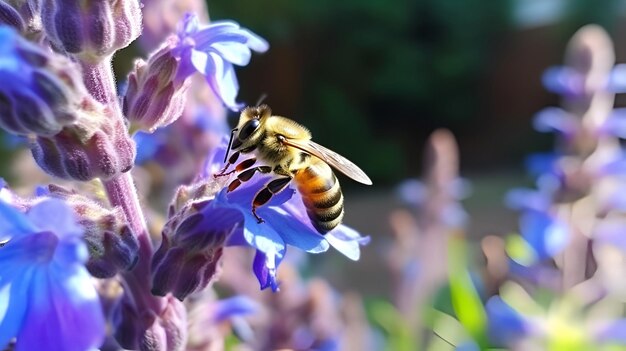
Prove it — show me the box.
[366,299,418,351]
[505,233,537,266]
[425,309,469,350]
[448,236,488,349]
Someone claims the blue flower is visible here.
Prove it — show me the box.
[210,175,369,291]
[204,141,369,291]
[0,198,105,351]
[0,26,84,136]
[485,296,532,346]
[174,13,269,111]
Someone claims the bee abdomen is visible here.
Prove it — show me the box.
[295,162,344,234]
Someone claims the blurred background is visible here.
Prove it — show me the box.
[198,0,626,297]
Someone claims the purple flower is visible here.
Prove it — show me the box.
[0,26,84,136]
[0,198,105,350]
[519,210,568,261]
[210,174,369,291]
[206,140,369,291]
[485,296,532,346]
[173,13,269,111]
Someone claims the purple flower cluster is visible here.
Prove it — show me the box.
[0,1,369,349]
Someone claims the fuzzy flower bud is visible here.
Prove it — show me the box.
[151,181,240,301]
[124,40,191,133]
[0,26,86,136]
[31,101,136,180]
[46,184,139,277]
[0,2,25,31]
[115,293,187,351]
[41,0,141,62]
[0,0,42,38]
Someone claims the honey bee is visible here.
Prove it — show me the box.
[215,105,372,234]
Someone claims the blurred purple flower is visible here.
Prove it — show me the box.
[485,296,532,346]
[542,66,585,97]
[542,63,626,97]
[519,210,568,261]
[533,108,578,138]
[0,198,105,350]
[486,286,626,348]
[173,13,269,110]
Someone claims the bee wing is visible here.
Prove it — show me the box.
[283,139,373,185]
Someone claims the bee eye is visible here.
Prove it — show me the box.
[238,119,260,140]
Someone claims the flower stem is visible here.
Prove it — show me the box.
[80,59,166,314]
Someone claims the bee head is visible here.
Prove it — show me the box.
[235,105,272,142]
[240,104,271,123]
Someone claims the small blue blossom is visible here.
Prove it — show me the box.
[519,209,568,261]
[211,176,369,291]
[0,26,88,136]
[0,198,105,351]
[203,140,369,291]
[174,14,269,111]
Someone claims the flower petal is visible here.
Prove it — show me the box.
[253,249,282,291]
[190,49,210,75]
[0,200,36,241]
[0,232,57,267]
[177,13,199,39]
[595,319,626,343]
[191,22,245,49]
[520,210,569,260]
[212,296,258,323]
[239,29,269,52]
[325,225,370,261]
[27,199,82,239]
[608,64,626,93]
[485,296,530,346]
[17,266,105,351]
[533,107,578,136]
[542,66,583,96]
[0,265,32,349]
[205,54,241,111]
[260,206,328,253]
[210,42,252,66]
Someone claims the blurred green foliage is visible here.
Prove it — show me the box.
[562,0,623,35]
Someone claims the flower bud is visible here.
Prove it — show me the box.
[46,184,139,277]
[114,293,187,351]
[141,296,187,351]
[30,102,136,181]
[0,27,86,136]
[41,0,141,62]
[124,40,191,133]
[151,182,241,300]
[0,0,42,38]
[0,2,25,32]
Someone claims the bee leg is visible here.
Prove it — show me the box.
[252,176,293,223]
[216,155,257,178]
[215,151,239,177]
[227,166,272,192]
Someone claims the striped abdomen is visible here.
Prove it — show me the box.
[294,158,344,234]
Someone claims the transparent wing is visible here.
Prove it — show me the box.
[282,138,372,185]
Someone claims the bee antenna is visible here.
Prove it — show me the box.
[224,128,238,163]
[255,93,268,106]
